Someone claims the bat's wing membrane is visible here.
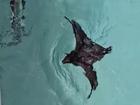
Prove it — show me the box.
[64,16,93,50]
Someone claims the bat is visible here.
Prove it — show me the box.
[62,16,112,99]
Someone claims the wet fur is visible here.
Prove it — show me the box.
[62,16,112,99]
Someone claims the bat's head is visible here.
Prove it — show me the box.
[62,51,78,64]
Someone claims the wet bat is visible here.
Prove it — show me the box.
[62,16,112,99]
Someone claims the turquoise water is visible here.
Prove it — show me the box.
[0,0,140,105]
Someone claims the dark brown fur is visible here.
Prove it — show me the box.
[62,16,112,99]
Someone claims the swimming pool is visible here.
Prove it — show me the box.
[0,0,140,105]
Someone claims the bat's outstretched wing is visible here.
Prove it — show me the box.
[85,68,98,99]
[64,16,93,50]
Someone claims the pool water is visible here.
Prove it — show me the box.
[0,0,140,105]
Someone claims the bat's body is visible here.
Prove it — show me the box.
[62,16,112,99]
